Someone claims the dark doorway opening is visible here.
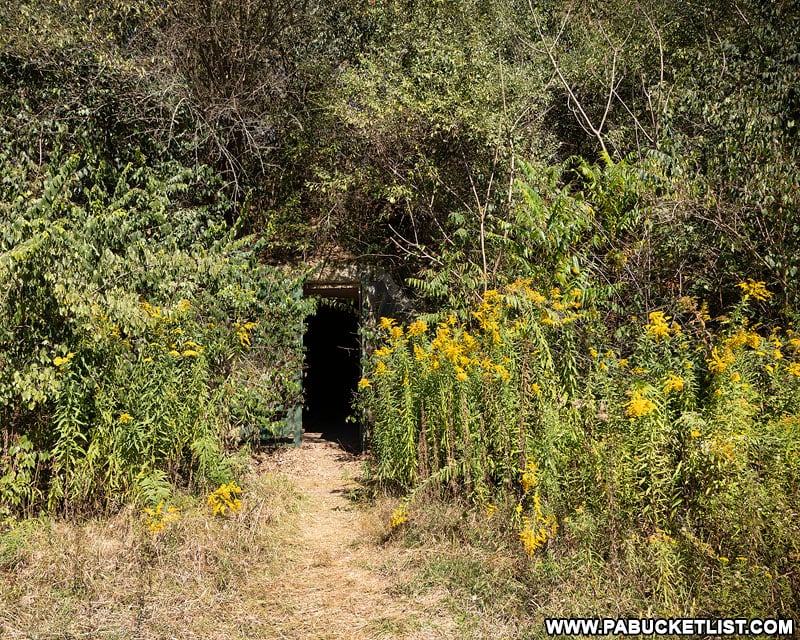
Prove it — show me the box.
[303,300,361,450]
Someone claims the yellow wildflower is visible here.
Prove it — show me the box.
[208,482,243,517]
[462,331,477,351]
[485,503,497,520]
[520,461,539,493]
[645,311,673,341]
[168,349,181,357]
[53,352,75,367]
[390,500,409,528]
[379,317,396,331]
[118,413,133,424]
[182,349,200,357]
[358,378,372,389]
[375,360,389,376]
[788,363,800,377]
[234,321,257,347]
[518,494,558,556]
[625,389,656,418]
[142,500,180,534]
[454,367,468,382]
[707,347,735,374]
[736,279,773,301]
[589,348,598,359]
[494,364,511,381]
[390,326,404,340]
[663,374,685,393]
[529,290,546,305]
[727,329,762,350]
[530,383,542,395]
[407,320,428,336]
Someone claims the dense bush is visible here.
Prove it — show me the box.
[0,154,310,517]
[361,279,800,614]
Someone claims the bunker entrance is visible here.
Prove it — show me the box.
[303,285,361,451]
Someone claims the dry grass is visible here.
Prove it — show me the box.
[0,471,301,639]
[4,439,622,640]
[1,442,463,640]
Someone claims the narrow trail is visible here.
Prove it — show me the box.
[257,434,455,640]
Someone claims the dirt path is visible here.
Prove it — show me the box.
[256,434,455,640]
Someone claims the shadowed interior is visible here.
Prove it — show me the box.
[303,302,360,449]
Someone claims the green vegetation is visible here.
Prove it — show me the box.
[363,280,799,617]
[0,151,311,516]
[1,0,799,630]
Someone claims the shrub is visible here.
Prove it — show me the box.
[0,154,311,515]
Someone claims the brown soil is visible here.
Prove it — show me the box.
[252,433,455,640]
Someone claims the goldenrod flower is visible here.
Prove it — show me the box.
[625,389,656,418]
[118,413,133,424]
[520,461,539,493]
[736,279,773,301]
[645,311,674,341]
[53,352,75,367]
[663,374,685,393]
[182,349,200,357]
[407,320,428,336]
[726,329,762,350]
[788,362,800,377]
[529,290,546,305]
[208,482,243,517]
[358,378,372,389]
[518,492,557,556]
[234,321,257,347]
[142,500,180,534]
[379,317,396,331]
[707,347,735,374]
[390,500,409,528]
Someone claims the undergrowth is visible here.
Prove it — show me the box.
[0,155,312,517]
[361,279,800,620]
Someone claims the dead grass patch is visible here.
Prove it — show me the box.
[0,470,301,639]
